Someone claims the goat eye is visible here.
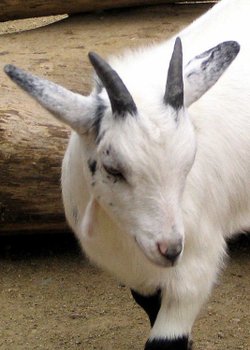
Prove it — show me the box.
[103,164,125,181]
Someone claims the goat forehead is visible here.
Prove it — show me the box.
[98,122,181,175]
[101,100,176,137]
[95,114,196,188]
[100,117,165,151]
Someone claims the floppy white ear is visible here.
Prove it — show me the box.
[80,196,98,238]
[4,64,96,134]
[184,41,240,107]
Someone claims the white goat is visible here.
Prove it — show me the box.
[4,0,250,348]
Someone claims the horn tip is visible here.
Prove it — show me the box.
[88,51,94,59]
[88,51,100,66]
[174,37,182,50]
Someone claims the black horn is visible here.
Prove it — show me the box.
[88,52,137,117]
[164,37,184,110]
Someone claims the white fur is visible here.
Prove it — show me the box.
[62,0,250,342]
[6,0,250,346]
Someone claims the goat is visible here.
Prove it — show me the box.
[4,0,250,348]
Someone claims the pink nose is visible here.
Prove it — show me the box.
[158,241,168,256]
[157,240,183,264]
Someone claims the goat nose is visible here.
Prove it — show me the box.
[157,241,182,264]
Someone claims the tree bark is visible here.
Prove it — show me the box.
[0,0,214,22]
[0,105,70,234]
[0,4,209,234]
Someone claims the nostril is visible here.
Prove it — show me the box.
[157,241,182,264]
[165,244,182,263]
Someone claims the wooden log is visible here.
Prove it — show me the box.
[0,4,210,234]
[0,107,70,234]
[0,0,214,22]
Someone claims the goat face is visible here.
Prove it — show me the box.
[4,38,239,267]
[88,94,196,268]
[80,38,195,267]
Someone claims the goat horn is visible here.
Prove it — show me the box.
[164,37,184,110]
[88,52,137,117]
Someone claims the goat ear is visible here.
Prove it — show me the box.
[4,64,96,134]
[184,41,240,107]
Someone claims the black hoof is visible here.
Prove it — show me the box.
[145,336,189,350]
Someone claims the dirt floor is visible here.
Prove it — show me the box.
[0,234,249,350]
[0,3,249,350]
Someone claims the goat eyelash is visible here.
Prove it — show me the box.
[103,164,126,181]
